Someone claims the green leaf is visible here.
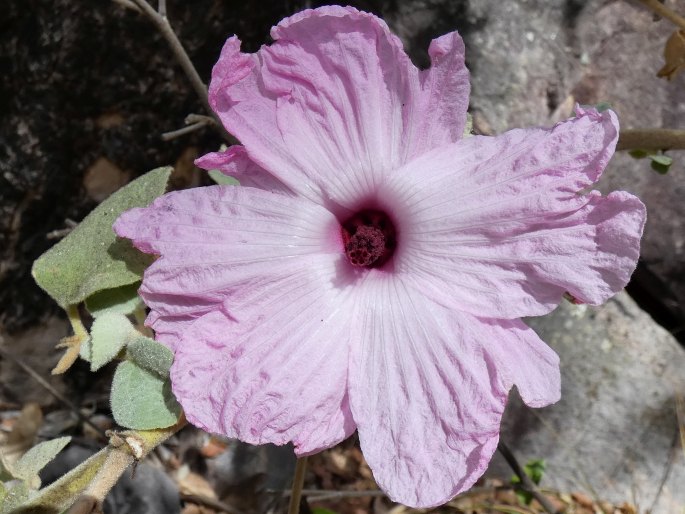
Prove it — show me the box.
[649,153,673,174]
[650,160,672,174]
[89,313,136,371]
[111,361,181,429]
[14,437,71,483]
[515,489,533,506]
[85,283,143,318]
[649,154,673,166]
[1,481,29,513]
[32,167,172,308]
[628,149,650,159]
[595,101,612,112]
[208,169,240,186]
[79,336,92,363]
[312,508,339,514]
[511,459,545,506]
[126,336,174,378]
[523,459,546,485]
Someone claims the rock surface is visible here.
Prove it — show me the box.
[488,292,685,513]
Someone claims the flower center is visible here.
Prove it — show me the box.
[341,210,396,268]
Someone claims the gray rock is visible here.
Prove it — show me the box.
[487,292,685,513]
[578,1,685,324]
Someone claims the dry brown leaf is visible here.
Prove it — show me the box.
[571,491,594,509]
[181,504,216,514]
[176,466,218,499]
[95,112,125,129]
[83,157,130,202]
[1,403,43,465]
[618,502,637,514]
[657,30,685,80]
[200,436,228,459]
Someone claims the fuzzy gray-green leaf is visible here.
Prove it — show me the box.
[111,361,181,429]
[126,336,174,378]
[85,283,143,318]
[89,313,136,371]
[32,167,171,308]
[13,436,71,482]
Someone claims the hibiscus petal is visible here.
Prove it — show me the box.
[194,145,291,193]
[478,318,560,408]
[208,7,470,209]
[170,266,356,454]
[384,108,646,319]
[113,185,342,329]
[403,31,470,161]
[348,277,558,507]
[114,185,355,452]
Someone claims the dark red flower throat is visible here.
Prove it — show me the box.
[341,210,397,268]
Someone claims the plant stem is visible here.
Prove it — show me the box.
[19,417,186,513]
[637,0,685,31]
[497,441,559,514]
[161,121,209,141]
[127,0,231,141]
[67,304,89,341]
[288,456,309,514]
[617,128,685,151]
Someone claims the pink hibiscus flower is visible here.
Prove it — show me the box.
[114,6,645,507]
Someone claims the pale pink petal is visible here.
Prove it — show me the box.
[209,8,409,206]
[169,264,356,454]
[208,8,470,209]
[113,185,342,327]
[114,185,354,452]
[348,276,559,507]
[402,31,470,161]
[478,318,560,408]
[194,145,291,193]
[382,108,646,319]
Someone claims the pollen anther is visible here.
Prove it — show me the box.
[341,209,396,268]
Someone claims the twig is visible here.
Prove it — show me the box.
[124,0,231,141]
[185,113,217,126]
[158,0,166,18]
[273,485,502,502]
[497,441,559,514]
[0,344,107,439]
[307,490,386,502]
[180,493,245,514]
[46,219,77,240]
[617,128,685,151]
[288,456,309,514]
[161,121,208,141]
[637,0,685,31]
[112,0,141,12]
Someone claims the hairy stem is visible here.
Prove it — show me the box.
[617,128,685,151]
[288,456,309,514]
[19,417,186,513]
[637,0,685,31]
[67,304,89,341]
[497,441,560,514]
[127,0,231,141]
